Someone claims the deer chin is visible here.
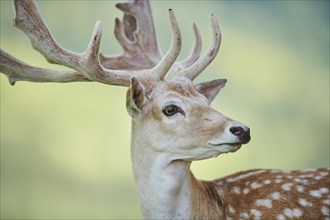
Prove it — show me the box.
[208,142,243,154]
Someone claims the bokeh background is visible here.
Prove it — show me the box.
[1,0,329,219]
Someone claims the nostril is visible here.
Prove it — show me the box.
[229,126,251,144]
[230,126,245,136]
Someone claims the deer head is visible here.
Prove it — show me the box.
[127,76,250,161]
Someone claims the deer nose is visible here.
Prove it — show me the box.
[230,126,251,144]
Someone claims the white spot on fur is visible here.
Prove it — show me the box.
[320,188,329,194]
[301,179,309,184]
[320,171,329,176]
[281,183,294,191]
[264,180,272,185]
[232,186,241,194]
[251,182,262,189]
[301,168,316,172]
[296,185,304,192]
[271,170,282,173]
[255,199,272,208]
[227,170,266,182]
[272,192,281,200]
[315,175,323,180]
[243,188,250,194]
[322,206,330,216]
[284,208,303,218]
[229,205,236,214]
[275,179,283,183]
[276,214,286,220]
[293,178,302,183]
[240,212,249,219]
[310,190,322,197]
[298,198,313,207]
[323,199,330,205]
[250,209,262,220]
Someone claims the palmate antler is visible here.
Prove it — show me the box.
[0,0,221,86]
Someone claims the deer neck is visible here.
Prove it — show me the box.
[130,126,193,219]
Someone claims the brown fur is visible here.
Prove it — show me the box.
[191,168,330,219]
[191,172,225,219]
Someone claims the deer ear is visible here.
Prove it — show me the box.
[126,77,146,117]
[194,78,227,103]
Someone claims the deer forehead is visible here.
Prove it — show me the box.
[149,79,209,107]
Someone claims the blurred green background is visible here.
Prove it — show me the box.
[1,0,329,219]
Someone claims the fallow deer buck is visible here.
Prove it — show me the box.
[1,0,329,219]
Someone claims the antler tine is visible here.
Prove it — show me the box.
[100,0,163,70]
[117,0,163,63]
[152,9,181,80]
[13,0,79,68]
[183,14,221,80]
[114,17,135,53]
[178,23,202,68]
[0,49,90,85]
[98,17,146,71]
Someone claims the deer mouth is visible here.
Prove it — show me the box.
[209,136,250,147]
[209,142,241,146]
[208,142,243,153]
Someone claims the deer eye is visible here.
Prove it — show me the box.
[162,105,184,117]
